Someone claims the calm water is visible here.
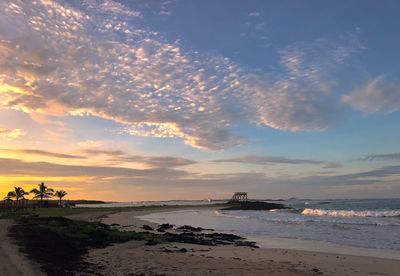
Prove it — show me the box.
[139,198,400,251]
[76,199,226,208]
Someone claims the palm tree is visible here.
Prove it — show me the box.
[30,182,54,206]
[6,187,29,208]
[54,190,68,206]
[4,193,14,200]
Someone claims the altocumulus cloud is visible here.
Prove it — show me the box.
[0,0,362,150]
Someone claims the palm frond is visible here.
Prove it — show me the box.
[55,190,68,200]
[30,188,40,194]
[7,191,16,198]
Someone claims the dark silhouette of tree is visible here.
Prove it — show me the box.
[6,187,29,209]
[30,182,54,206]
[54,190,68,205]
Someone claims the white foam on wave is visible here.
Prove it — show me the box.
[214,210,250,219]
[302,208,400,217]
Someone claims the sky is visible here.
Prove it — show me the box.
[0,0,400,201]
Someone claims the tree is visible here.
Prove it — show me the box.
[30,182,54,205]
[6,187,29,201]
[6,187,29,208]
[54,190,68,205]
[4,192,14,200]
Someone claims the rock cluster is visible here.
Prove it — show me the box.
[222,201,287,210]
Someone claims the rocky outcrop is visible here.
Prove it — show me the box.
[222,201,287,210]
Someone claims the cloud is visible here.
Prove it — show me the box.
[159,10,172,16]
[342,76,400,113]
[81,149,126,156]
[0,127,24,140]
[248,12,261,17]
[1,156,398,200]
[132,0,175,17]
[0,0,362,150]
[321,162,344,169]
[213,155,342,168]
[300,165,400,187]
[83,0,141,17]
[0,146,197,168]
[109,155,196,167]
[254,23,265,30]
[347,165,400,178]
[0,147,196,167]
[81,148,196,167]
[0,149,86,159]
[0,157,188,179]
[279,34,363,91]
[361,153,400,161]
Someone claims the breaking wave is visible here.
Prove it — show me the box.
[214,210,250,219]
[302,208,400,217]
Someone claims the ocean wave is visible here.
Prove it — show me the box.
[214,210,250,219]
[302,208,400,217]
[269,209,281,212]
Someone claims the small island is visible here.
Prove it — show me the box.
[222,200,287,210]
[222,192,288,210]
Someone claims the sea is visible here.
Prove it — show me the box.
[78,198,400,258]
[134,199,400,259]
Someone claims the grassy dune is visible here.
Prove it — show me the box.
[9,215,161,275]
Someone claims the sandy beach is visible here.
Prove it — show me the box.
[0,206,398,275]
[73,207,400,276]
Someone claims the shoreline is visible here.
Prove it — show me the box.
[247,235,400,260]
[84,206,399,275]
[134,207,400,260]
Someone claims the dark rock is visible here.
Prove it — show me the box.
[176,225,213,232]
[234,240,259,248]
[161,231,257,248]
[163,232,217,246]
[145,240,159,246]
[157,223,174,230]
[110,223,120,227]
[222,201,287,211]
[179,248,188,253]
[203,233,243,242]
[162,249,173,253]
[142,225,153,231]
